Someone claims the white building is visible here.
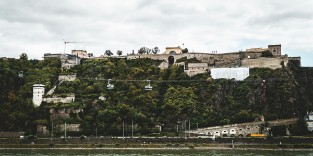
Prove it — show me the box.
[33,84,45,106]
[304,111,313,132]
[211,67,249,81]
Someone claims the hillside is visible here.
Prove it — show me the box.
[0,54,312,135]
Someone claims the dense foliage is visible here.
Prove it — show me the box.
[0,54,60,133]
[0,54,312,136]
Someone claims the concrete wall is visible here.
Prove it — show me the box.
[211,67,249,81]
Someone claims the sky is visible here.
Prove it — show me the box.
[0,0,313,66]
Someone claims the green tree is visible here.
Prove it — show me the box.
[105,50,113,57]
[182,48,188,53]
[152,47,160,54]
[117,50,122,56]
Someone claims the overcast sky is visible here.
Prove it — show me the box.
[1,0,313,66]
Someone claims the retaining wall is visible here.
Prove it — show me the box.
[1,138,313,145]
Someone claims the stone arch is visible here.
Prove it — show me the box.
[207,132,212,136]
[168,56,174,68]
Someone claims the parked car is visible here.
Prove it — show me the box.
[61,136,64,138]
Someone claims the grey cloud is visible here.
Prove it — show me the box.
[247,11,313,26]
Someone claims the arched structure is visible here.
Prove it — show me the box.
[168,56,174,68]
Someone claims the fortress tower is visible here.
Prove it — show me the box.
[33,84,45,106]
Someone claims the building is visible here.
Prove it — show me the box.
[163,46,183,54]
[43,53,81,69]
[33,84,45,106]
[304,111,313,132]
[268,44,281,56]
[72,50,87,58]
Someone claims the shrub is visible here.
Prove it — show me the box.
[49,143,54,146]
[166,143,172,146]
[189,144,195,149]
[98,144,104,147]
[115,143,120,146]
[175,143,180,146]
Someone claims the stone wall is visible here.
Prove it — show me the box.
[241,56,288,69]
[190,118,297,137]
[50,107,83,121]
[58,74,76,81]
[55,124,80,132]
[43,94,75,104]
[0,132,25,138]
[37,125,50,137]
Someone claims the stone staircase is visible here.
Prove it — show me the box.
[46,79,65,95]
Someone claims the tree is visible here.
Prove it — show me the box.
[138,47,146,54]
[117,50,123,56]
[182,48,188,53]
[146,48,152,54]
[290,118,309,136]
[105,50,113,57]
[261,50,273,57]
[19,53,28,60]
[152,47,160,54]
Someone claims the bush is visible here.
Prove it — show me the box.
[166,143,172,146]
[98,144,104,147]
[175,143,180,146]
[80,135,86,139]
[115,143,120,146]
[49,143,54,146]
[189,144,195,149]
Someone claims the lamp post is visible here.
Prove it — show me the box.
[294,113,295,118]
[189,121,190,137]
[64,120,66,138]
[185,120,187,139]
[51,122,53,139]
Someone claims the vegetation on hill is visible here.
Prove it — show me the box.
[0,54,311,136]
[0,53,60,134]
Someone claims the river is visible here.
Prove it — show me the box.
[1,149,313,156]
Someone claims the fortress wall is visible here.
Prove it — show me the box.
[241,57,288,69]
[242,52,262,59]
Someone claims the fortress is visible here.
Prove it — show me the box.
[113,44,300,77]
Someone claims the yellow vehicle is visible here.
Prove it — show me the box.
[251,134,265,137]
